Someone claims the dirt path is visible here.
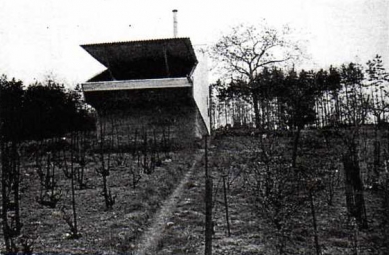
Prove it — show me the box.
[134,150,204,255]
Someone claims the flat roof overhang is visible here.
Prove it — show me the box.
[81,38,198,82]
[82,77,192,92]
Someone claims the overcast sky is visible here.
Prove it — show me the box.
[0,0,388,87]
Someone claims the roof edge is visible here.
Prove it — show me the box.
[80,37,191,48]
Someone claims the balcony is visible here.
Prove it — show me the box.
[82,77,192,92]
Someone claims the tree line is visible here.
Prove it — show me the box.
[0,75,95,142]
[212,56,388,132]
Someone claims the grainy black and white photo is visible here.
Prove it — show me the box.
[0,0,388,254]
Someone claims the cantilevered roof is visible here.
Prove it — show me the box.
[81,38,198,81]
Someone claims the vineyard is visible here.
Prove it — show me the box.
[157,129,389,254]
[0,122,202,253]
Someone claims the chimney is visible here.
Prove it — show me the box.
[172,9,178,38]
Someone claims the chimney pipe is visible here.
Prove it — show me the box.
[173,9,178,38]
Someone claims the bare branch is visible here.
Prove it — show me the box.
[212,22,301,82]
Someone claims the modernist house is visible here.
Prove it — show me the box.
[81,37,210,146]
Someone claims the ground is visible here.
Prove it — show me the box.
[157,133,389,255]
[0,146,200,254]
[1,131,389,254]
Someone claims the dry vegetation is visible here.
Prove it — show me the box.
[157,130,389,255]
[1,127,388,254]
[0,129,201,254]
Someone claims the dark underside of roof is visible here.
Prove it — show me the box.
[84,87,194,111]
[81,38,198,82]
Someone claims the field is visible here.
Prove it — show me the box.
[1,128,389,254]
[0,133,201,254]
[158,129,389,254]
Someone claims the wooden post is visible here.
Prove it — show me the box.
[309,188,321,255]
[205,135,208,177]
[204,135,213,255]
[70,133,78,236]
[222,175,231,236]
[209,85,213,131]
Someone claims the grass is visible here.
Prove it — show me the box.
[155,131,389,254]
[2,128,389,254]
[0,146,199,254]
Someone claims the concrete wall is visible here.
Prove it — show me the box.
[85,87,206,149]
[192,47,210,135]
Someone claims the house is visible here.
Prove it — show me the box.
[81,37,210,147]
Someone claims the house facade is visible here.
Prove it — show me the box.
[81,38,210,147]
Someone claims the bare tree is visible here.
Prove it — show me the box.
[337,63,369,229]
[365,55,389,185]
[95,113,116,210]
[211,22,302,128]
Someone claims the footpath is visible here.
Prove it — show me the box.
[134,151,204,254]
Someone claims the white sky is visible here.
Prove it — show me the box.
[0,0,388,87]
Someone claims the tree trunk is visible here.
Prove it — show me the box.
[309,189,321,255]
[252,93,261,129]
[373,128,380,183]
[292,126,302,168]
[204,135,213,255]
[1,142,11,251]
[71,133,78,236]
[224,101,228,126]
[342,148,368,229]
[335,93,340,125]
[11,141,21,235]
[222,175,231,236]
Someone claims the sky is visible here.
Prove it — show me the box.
[0,0,388,87]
